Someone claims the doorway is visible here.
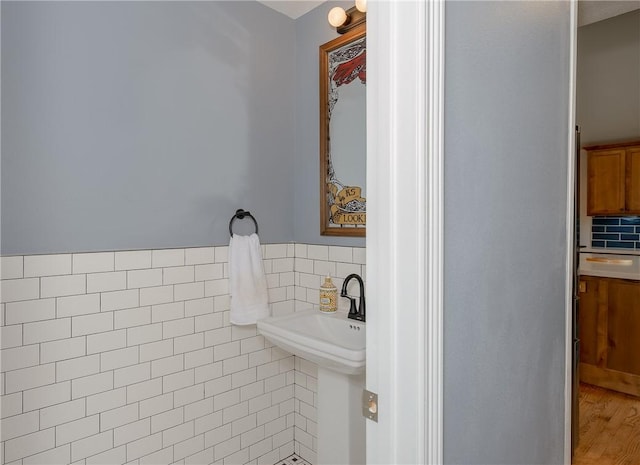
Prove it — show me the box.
[570,3,640,463]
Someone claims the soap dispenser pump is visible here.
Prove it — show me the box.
[319,275,337,313]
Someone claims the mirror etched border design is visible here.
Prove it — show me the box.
[319,25,366,237]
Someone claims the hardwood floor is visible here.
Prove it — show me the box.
[573,383,640,465]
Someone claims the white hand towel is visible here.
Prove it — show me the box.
[229,233,270,325]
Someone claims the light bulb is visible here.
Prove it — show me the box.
[355,0,367,13]
[328,7,348,27]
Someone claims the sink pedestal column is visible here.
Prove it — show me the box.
[316,366,366,465]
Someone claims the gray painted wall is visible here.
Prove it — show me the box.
[293,1,366,247]
[2,1,295,255]
[444,2,570,463]
[577,8,640,146]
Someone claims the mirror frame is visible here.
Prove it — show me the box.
[319,24,366,237]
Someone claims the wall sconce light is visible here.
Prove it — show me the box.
[328,0,366,34]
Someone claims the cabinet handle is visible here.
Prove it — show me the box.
[585,257,633,265]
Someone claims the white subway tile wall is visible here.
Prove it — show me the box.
[0,244,365,465]
[292,359,318,464]
[292,244,366,315]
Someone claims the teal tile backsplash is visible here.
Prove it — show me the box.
[591,217,640,249]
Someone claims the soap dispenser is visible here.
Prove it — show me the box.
[319,275,337,313]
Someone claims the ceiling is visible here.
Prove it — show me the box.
[578,0,639,26]
[257,0,639,25]
[257,0,326,19]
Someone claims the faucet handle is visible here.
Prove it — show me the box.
[346,297,358,317]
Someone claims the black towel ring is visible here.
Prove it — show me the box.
[229,209,259,237]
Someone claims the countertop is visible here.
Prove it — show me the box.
[580,247,640,256]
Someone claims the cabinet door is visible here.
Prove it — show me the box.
[578,276,599,365]
[626,147,640,213]
[606,279,640,376]
[579,277,640,396]
[587,149,626,215]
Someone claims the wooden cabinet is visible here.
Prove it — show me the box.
[578,276,599,366]
[586,140,640,216]
[579,275,640,396]
[627,147,640,212]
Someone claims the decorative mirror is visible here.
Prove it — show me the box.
[319,25,366,237]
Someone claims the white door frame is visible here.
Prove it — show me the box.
[564,1,579,463]
[366,1,444,463]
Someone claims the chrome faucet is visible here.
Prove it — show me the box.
[341,273,365,322]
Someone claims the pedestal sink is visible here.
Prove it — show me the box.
[257,310,366,465]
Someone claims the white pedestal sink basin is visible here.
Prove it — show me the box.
[257,310,366,464]
[256,309,365,375]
